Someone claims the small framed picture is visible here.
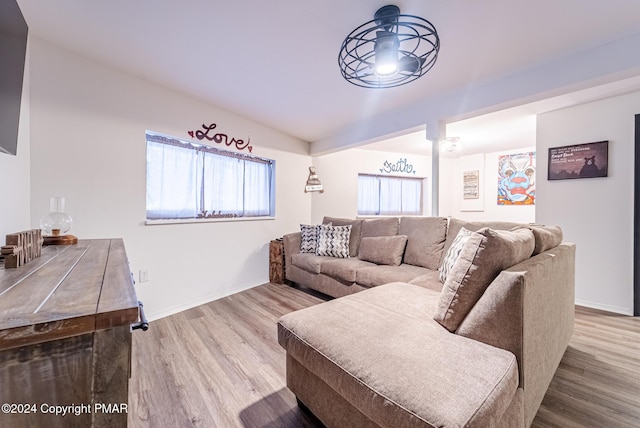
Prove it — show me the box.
[463,170,479,199]
[548,141,608,180]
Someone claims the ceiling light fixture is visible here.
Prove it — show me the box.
[440,137,461,152]
[338,5,440,89]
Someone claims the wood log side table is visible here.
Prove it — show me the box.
[269,238,285,284]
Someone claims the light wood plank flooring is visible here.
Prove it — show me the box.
[532,306,640,427]
[129,283,640,427]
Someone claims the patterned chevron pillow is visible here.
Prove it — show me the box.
[300,223,327,253]
[316,224,352,258]
[439,227,474,283]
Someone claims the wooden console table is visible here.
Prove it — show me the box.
[0,239,140,428]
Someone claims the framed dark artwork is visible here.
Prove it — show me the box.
[548,141,608,180]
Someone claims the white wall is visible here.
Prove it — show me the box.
[28,38,311,320]
[537,91,640,315]
[310,145,535,225]
[0,43,30,238]
[439,148,536,223]
[311,149,432,223]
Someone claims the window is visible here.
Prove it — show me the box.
[358,174,423,216]
[146,132,275,221]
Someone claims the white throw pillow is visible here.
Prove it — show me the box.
[439,227,474,283]
[316,224,352,258]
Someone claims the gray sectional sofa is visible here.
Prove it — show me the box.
[278,216,576,427]
[284,216,449,297]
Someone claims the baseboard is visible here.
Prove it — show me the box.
[145,282,263,321]
[574,298,633,316]
[145,289,635,320]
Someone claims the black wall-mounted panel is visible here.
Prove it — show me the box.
[0,0,28,155]
[635,114,640,316]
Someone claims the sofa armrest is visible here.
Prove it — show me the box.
[283,232,301,280]
[457,242,575,427]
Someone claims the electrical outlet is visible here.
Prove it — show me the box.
[139,269,150,283]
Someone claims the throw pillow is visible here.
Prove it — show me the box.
[399,216,448,270]
[322,217,363,257]
[433,227,535,332]
[438,227,474,283]
[442,218,522,260]
[358,235,408,266]
[299,223,329,253]
[316,224,352,258]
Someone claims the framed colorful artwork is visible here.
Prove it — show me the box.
[497,152,536,205]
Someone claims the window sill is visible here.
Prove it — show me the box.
[145,216,276,226]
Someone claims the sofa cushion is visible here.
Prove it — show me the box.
[316,224,352,258]
[438,226,474,283]
[434,227,535,332]
[399,216,448,270]
[356,264,431,288]
[408,270,443,292]
[512,224,563,255]
[291,253,331,274]
[320,258,376,283]
[323,217,363,257]
[278,283,520,427]
[300,224,324,253]
[455,270,526,381]
[360,217,399,238]
[358,235,407,266]
[442,218,523,264]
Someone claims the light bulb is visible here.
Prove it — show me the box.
[374,31,399,77]
[375,63,398,77]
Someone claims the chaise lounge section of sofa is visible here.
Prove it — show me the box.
[278,216,575,427]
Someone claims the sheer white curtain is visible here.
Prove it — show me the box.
[146,134,275,220]
[358,174,423,216]
[202,155,272,216]
[380,177,402,215]
[243,160,272,216]
[358,175,380,215]
[203,153,243,216]
[401,179,422,215]
[146,141,200,219]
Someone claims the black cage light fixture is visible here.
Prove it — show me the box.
[338,5,440,89]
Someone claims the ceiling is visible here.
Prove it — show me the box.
[15,0,640,151]
[361,74,640,158]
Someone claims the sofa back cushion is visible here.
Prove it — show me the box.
[511,225,563,255]
[360,217,399,238]
[399,216,448,270]
[323,217,363,257]
[358,235,408,266]
[442,219,522,263]
[434,227,535,332]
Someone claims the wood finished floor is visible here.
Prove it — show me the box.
[128,283,640,427]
